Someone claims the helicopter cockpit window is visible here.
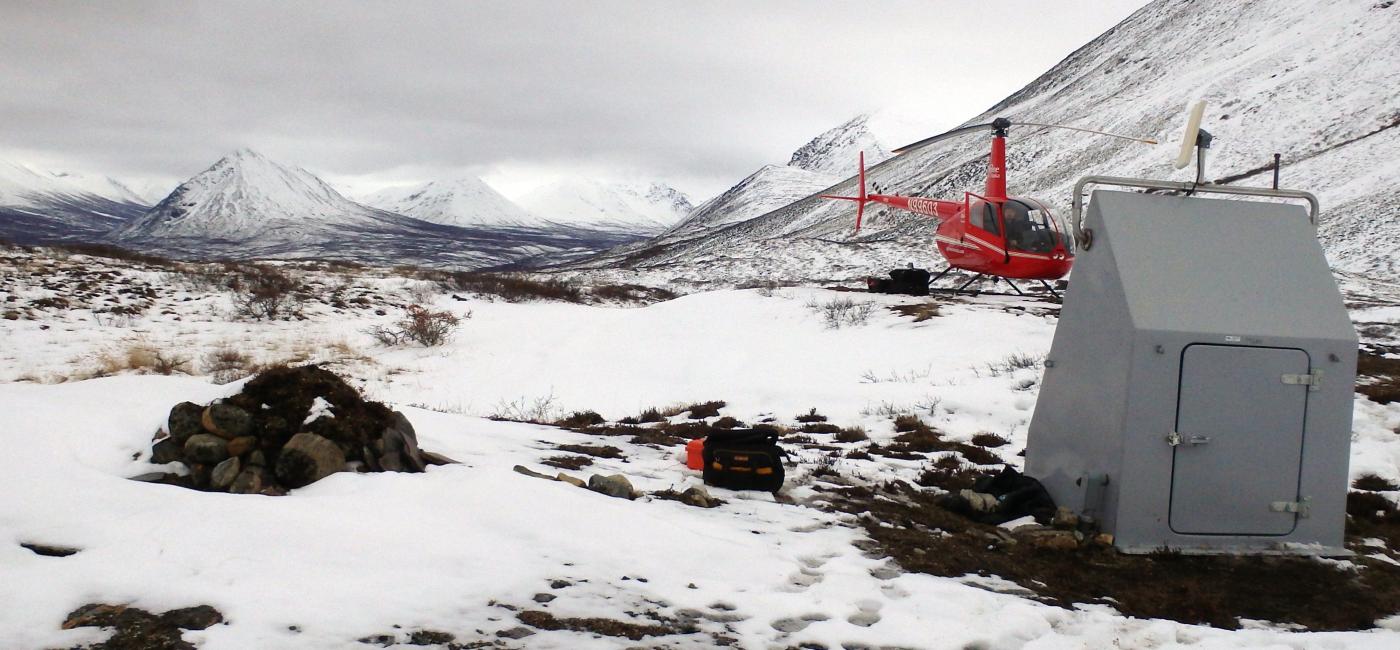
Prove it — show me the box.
[975,202,1000,235]
[1004,200,1057,254]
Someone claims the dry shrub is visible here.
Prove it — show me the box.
[834,426,869,443]
[590,284,678,303]
[636,407,665,423]
[369,305,465,347]
[806,296,875,329]
[229,264,305,321]
[95,344,191,377]
[1354,474,1400,492]
[685,401,726,419]
[203,347,255,385]
[556,411,606,428]
[795,408,827,423]
[971,432,1011,448]
[49,242,174,267]
[438,272,583,303]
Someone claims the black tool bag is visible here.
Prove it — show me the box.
[702,429,786,493]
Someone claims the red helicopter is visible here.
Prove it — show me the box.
[821,117,1156,296]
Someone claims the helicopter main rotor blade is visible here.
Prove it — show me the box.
[890,122,996,154]
[1017,122,1159,144]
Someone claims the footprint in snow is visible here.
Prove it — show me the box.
[846,599,883,627]
[770,612,830,633]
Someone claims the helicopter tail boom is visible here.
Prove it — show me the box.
[818,150,869,233]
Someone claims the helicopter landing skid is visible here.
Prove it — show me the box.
[927,269,1061,301]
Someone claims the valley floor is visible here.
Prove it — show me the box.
[2,247,1400,649]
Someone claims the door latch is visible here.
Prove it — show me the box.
[1166,431,1211,447]
[1281,370,1323,391]
[1270,497,1312,518]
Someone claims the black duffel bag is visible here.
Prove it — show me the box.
[702,429,786,493]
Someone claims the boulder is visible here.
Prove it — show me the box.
[588,474,636,500]
[229,466,273,495]
[210,457,241,490]
[381,412,425,472]
[680,485,713,508]
[275,433,346,488]
[167,402,205,443]
[201,403,252,439]
[556,473,586,488]
[150,437,183,465]
[184,434,230,464]
[246,450,267,467]
[226,436,258,458]
[160,605,224,630]
[1020,529,1080,551]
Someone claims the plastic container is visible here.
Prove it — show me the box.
[685,437,706,470]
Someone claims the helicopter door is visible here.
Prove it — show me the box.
[1005,201,1056,254]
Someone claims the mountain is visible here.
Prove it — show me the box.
[662,165,838,240]
[0,159,150,244]
[566,0,1400,285]
[114,149,641,267]
[787,114,891,177]
[362,177,538,228]
[516,179,693,235]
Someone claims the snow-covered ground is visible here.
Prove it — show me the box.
[3,247,1400,648]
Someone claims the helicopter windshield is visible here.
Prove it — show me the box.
[1003,200,1059,254]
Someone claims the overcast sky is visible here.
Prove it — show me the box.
[1,0,1147,201]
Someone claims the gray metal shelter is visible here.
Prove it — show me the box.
[1026,189,1357,554]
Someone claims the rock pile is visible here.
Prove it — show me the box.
[144,365,452,494]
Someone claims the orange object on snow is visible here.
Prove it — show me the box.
[686,437,706,470]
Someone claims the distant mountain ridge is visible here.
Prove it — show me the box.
[362,176,538,229]
[0,159,150,244]
[516,179,693,235]
[563,0,1400,285]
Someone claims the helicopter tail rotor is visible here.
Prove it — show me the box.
[818,150,870,233]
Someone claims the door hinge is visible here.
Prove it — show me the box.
[1281,370,1323,391]
[1270,497,1312,518]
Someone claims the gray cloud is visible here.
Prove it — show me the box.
[1,0,1146,198]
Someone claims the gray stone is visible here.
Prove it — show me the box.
[246,450,267,467]
[513,465,556,481]
[201,403,252,439]
[419,450,458,466]
[555,473,586,488]
[275,433,346,488]
[496,627,535,639]
[587,474,636,500]
[381,412,425,472]
[1051,506,1080,530]
[184,434,230,464]
[379,451,404,472]
[167,402,205,443]
[150,437,183,465]
[531,593,556,603]
[680,486,713,508]
[210,457,241,490]
[129,472,179,484]
[229,466,272,495]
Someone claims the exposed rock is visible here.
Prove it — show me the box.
[419,450,458,466]
[556,473,586,488]
[129,471,181,484]
[532,593,556,603]
[588,474,636,500]
[1051,506,1080,530]
[379,451,404,472]
[276,433,346,488]
[513,465,557,481]
[167,402,205,443]
[1020,529,1080,551]
[20,541,80,557]
[226,435,258,458]
[229,466,272,495]
[161,604,224,630]
[680,486,714,508]
[201,402,252,439]
[246,450,267,467]
[150,437,184,464]
[383,411,425,472]
[183,434,229,464]
[210,457,241,490]
[496,626,535,639]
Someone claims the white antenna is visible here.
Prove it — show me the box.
[1174,100,1207,170]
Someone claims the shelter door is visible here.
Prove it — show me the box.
[1169,344,1309,536]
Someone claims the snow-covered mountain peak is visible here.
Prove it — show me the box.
[517,178,693,235]
[787,114,892,177]
[362,176,539,228]
[113,150,375,243]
